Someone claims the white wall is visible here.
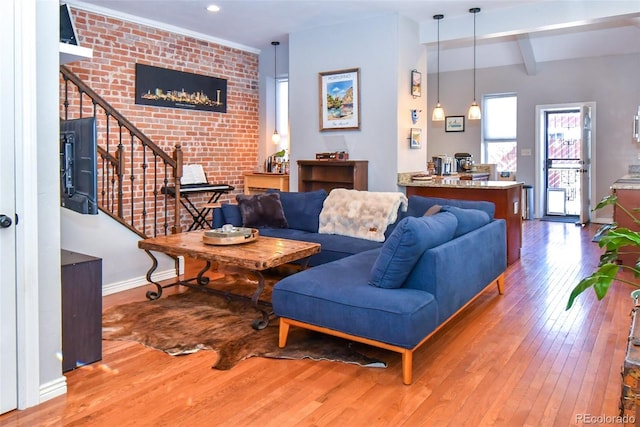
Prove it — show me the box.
[36,0,64,400]
[60,209,176,294]
[288,14,425,192]
[426,52,640,218]
[396,15,428,175]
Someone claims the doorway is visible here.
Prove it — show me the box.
[1,0,18,414]
[535,103,594,225]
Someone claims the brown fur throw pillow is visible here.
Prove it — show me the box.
[236,193,289,228]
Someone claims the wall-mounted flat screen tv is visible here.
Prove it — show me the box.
[60,4,78,45]
[60,117,98,215]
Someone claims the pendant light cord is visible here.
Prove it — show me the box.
[473,11,476,102]
[436,16,440,103]
[271,41,280,134]
[470,8,480,103]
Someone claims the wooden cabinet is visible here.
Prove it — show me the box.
[297,160,368,193]
[61,250,102,372]
[243,173,289,194]
[621,302,640,420]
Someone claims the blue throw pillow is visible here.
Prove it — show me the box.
[219,203,243,227]
[440,205,491,237]
[268,189,327,232]
[369,212,458,289]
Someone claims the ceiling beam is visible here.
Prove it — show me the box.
[516,34,538,76]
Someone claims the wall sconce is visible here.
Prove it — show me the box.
[271,41,281,144]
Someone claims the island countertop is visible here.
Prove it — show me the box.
[611,174,640,190]
[397,172,523,190]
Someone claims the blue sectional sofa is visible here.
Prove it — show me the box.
[212,189,388,266]
[213,191,507,384]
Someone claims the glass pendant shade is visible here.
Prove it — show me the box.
[432,103,445,121]
[468,101,481,120]
[272,130,280,143]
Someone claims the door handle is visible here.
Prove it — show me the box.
[0,214,12,228]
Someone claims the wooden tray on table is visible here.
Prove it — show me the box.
[203,227,259,245]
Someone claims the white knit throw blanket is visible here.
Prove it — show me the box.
[318,189,408,242]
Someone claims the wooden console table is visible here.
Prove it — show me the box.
[139,231,320,329]
[244,173,289,194]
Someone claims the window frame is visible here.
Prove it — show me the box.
[481,93,518,172]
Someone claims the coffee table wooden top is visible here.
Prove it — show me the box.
[138,231,321,271]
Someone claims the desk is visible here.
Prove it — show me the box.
[162,183,234,231]
[139,231,320,329]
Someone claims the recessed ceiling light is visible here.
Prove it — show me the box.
[206,4,220,13]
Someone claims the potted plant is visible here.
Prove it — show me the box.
[566,194,640,310]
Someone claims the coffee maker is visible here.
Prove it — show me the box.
[454,153,474,173]
[432,155,453,175]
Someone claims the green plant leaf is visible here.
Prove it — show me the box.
[567,194,640,310]
[593,194,617,210]
[566,263,620,310]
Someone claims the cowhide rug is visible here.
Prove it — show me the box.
[102,270,387,370]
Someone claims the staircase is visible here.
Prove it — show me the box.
[60,65,184,238]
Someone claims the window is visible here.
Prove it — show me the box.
[482,94,517,173]
[276,78,289,150]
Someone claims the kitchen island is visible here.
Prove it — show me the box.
[398,173,523,265]
[610,174,640,267]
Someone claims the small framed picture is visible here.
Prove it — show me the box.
[410,128,422,149]
[445,116,465,132]
[411,70,421,97]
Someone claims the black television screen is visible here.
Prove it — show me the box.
[60,117,98,215]
[60,4,78,45]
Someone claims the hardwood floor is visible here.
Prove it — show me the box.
[0,220,634,426]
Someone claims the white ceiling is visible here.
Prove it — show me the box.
[67,0,640,73]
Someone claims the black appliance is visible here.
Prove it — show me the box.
[454,153,473,173]
[432,156,452,176]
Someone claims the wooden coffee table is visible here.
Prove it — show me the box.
[138,231,320,329]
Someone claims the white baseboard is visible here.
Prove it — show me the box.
[592,215,612,225]
[39,376,67,403]
[103,268,178,296]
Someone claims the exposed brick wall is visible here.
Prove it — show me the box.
[63,9,258,231]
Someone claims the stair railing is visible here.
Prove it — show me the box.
[60,65,184,237]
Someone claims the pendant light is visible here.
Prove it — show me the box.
[432,14,445,122]
[271,41,281,144]
[468,7,481,120]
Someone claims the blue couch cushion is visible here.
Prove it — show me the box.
[272,249,440,349]
[407,195,495,220]
[440,205,491,237]
[267,189,327,232]
[219,203,242,227]
[259,227,382,266]
[236,193,288,229]
[369,212,458,289]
